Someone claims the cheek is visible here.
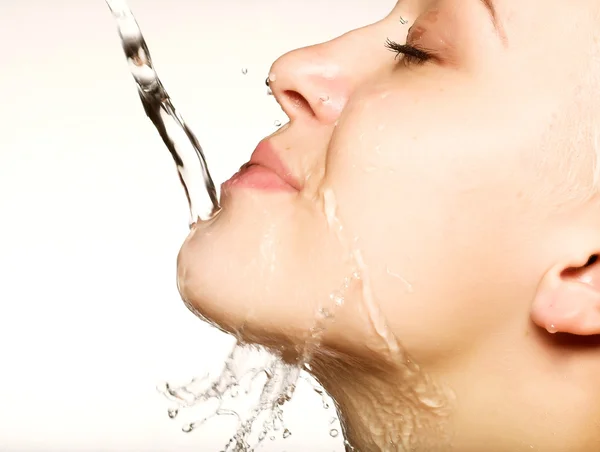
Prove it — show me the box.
[325,90,496,249]
[321,90,541,360]
[177,201,353,346]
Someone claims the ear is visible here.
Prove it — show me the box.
[531,254,600,335]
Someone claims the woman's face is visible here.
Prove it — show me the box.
[178,0,600,449]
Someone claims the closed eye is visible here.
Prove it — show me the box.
[385,38,432,65]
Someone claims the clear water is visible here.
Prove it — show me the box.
[105,0,220,225]
[104,2,343,450]
[157,344,301,451]
[104,2,438,450]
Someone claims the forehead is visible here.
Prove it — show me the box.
[402,0,598,37]
[391,0,594,20]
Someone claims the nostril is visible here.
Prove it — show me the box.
[283,90,313,116]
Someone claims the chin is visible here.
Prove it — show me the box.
[176,189,362,361]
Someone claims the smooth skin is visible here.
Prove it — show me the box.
[177,0,600,450]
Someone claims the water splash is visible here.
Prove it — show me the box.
[158,344,300,451]
[320,187,457,450]
[322,188,401,356]
[105,2,347,449]
[105,0,220,224]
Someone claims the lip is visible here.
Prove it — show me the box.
[222,140,301,192]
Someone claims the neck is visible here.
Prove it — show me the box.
[308,349,455,452]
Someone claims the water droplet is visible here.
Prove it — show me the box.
[269,73,277,82]
[318,307,333,319]
[329,417,337,424]
[322,400,330,409]
[267,88,273,96]
[330,428,339,438]
[182,423,195,433]
[310,324,326,338]
[241,68,248,75]
[329,292,344,306]
[400,16,408,25]
[283,428,292,438]
[547,324,558,334]
[319,95,330,103]
[274,120,282,127]
[270,435,276,441]
[418,395,445,409]
[258,431,267,441]
[167,408,179,419]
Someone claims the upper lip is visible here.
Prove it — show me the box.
[244,140,302,190]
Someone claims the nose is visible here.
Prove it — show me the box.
[267,43,352,125]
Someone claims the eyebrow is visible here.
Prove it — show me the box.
[479,0,508,44]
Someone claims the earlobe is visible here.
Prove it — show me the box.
[531,255,600,335]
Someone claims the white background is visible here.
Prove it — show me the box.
[0,1,394,450]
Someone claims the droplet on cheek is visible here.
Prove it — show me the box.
[329,291,345,307]
[547,324,558,334]
[323,188,344,237]
[386,266,415,294]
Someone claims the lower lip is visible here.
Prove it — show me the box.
[222,164,298,192]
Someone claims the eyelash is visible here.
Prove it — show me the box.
[385,38,432,65]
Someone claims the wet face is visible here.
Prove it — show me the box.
[178,0,600,450]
